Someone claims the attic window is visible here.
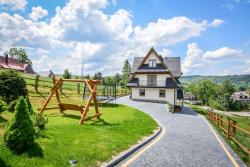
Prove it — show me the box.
[149,59,156,68]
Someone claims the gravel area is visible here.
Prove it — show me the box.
[115,96,245,167]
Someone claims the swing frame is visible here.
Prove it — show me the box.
[39,74,101,125]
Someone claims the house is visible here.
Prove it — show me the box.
[0,54,36,74]
[183,92,196,100]
[127,47,181,105]
[231,91,250,102]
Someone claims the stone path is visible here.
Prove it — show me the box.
[115,96,245,167]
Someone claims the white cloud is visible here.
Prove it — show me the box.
[182,43,203,73]
[29,6,48,21]
[134,17,209,46]
[182,43,243,74]
[0,0,27,11]
[203,47,241,59]
[210,19,224,27]
[0,0,228,75]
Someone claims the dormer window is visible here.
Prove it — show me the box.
[149,59,157,68]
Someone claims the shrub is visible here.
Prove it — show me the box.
[3,96,35,153]
[25,97,33,115]
[0,98,6,113]
[33,113,47,130]
[8,100,18,113]
[0,70,28,103]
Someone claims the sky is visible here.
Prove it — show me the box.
[0,0,249,76]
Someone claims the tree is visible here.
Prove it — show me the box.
[63,69,72,79]
[8,48,32,66]
[105,76,114,86]
[196,80,217,105]
[114,73,122,85]
[93,72,102,80]
[3,97,35,153]
[217,80,235,111]
[121,60,131,86]
[85,74,90,79]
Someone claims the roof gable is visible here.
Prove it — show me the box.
[136,47,168,70]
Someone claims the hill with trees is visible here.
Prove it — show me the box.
[180,75,250,89]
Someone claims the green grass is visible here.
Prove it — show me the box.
[0,79,157,167]
[186,103,249,166]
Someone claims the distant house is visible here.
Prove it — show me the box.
[0,54,36,74]
[37,71,53,77]
[231,91,250,102]
[183,92,196,100]
[127,47,181,105]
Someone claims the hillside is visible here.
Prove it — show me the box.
[179,75,250,88]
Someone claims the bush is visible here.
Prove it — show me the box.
[230,100,249,111]
[33,113,47,130]
[0,70,28,104]
[3,96,35,153]
[25,97,33,115]
[0,98,6,113]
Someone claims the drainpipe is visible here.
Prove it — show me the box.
[174,89,176,106]
[5,53,8,65]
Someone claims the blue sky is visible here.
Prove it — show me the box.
[0,0,249,76]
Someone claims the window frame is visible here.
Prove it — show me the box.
[139,89,145,96]
[159,89,166,98]
[149,59,157,68]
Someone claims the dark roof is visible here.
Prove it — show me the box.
[165,78,179,88]
[131,56,181,77]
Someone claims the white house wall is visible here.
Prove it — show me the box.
[131,87,176,104]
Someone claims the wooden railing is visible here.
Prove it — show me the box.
[207,111,250,156]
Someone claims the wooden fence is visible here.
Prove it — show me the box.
[207,111,250,156]
[23,75,130,97]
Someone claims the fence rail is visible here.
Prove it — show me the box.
[23,75,130,97]
[207,111,250,156]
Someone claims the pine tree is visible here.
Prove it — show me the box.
[3,97,35,153]
[121,60,131,86]
[63,69,72,79]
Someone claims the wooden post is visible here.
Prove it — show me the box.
[52,78,63,113]
[35,75,39,91]
[227,118,231,139]
[231,120,236,137]
[219,115,223,128]
[216,113,219,126]
[77,83,80,94]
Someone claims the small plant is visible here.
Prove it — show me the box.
[3,96,35,153]
[33,113,48,130]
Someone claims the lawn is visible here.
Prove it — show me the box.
[0,85,158,167]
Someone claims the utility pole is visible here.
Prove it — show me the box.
[81,59,84,79]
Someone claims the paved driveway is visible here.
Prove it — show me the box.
[115,96,245,167]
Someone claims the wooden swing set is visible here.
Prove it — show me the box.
[39,73,101,125]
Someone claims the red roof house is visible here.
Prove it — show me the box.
[0,54,36,74]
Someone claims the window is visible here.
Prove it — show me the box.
[149,59,157,68]
[139,89,145,96]
[147,75,157,86]
[159,90,165,98]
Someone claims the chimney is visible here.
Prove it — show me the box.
[4,53,8,65]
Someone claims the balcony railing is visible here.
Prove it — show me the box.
[127,80,166,87]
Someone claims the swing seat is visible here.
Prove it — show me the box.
[60,103,84,112]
